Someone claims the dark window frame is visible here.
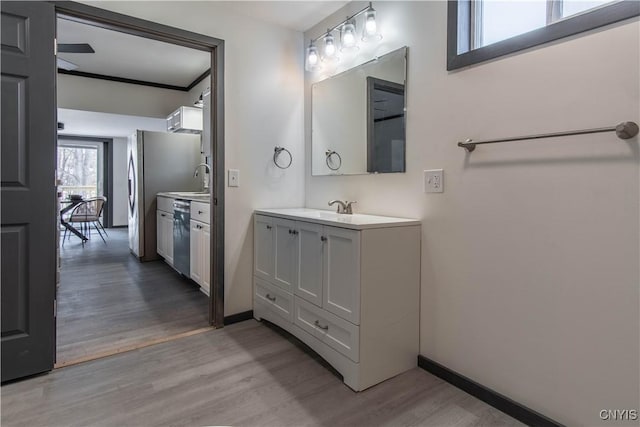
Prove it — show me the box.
[447,0,640,71]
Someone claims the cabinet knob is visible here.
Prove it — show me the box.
[292,230,298,235]
[314,320,329,331]
[266,225,272,230]
[320,236,327,242]
[160,213,166,217]
[198,210,204,214]
[265,294,276,302]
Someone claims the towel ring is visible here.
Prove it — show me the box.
[273,146,292,169]
[325,149,342,171]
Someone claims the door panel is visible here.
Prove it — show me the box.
[296,221,323,306]
[253,215,274,281]
[273,218,297,292]
[323,226,361,324]
[1,1,56,382]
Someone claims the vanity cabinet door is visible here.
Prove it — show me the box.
[254,215,274,281]
[273,218,298,292]
[296,221,323,307]
[322,226,361,324]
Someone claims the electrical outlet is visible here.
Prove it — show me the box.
[424,169,443,193]
[228,169,239,187]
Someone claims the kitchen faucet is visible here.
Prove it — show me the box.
[193,163,211,191]
[328,200,356,214]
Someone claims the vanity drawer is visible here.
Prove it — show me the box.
[191,201,210,224]
[294,296,359,362]
[254,277,293,323]
[157,196,174,213]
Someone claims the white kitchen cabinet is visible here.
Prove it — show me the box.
[253,209,421,391]
[156,210,174,265]
[189,200,211,295]
[190,219,210,295]
[166,106,203,134]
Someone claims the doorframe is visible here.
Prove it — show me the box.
[53,1,225,328]
[57,135,113,227]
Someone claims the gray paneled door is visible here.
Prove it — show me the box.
[1,1,57,382]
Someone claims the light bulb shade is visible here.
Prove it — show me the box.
[305,42,319,71]
[340,21,358,51]
[323,33,336,57]
[362,7,382,42]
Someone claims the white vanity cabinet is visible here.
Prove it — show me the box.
[253,208,421,391]
[190,201,210,294]
[156,197,174,265]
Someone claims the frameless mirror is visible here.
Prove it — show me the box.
[312,46,407,176]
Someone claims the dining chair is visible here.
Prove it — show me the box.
[67,196,108,244]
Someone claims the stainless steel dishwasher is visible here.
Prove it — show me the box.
[173,199,191,276]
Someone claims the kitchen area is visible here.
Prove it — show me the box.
[127,94,214,299]
[55,12,217,366]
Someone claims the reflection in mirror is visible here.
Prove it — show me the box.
[312,47,407,176]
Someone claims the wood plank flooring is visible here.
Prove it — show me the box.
[57,228,209,365]
[2,320,523,426]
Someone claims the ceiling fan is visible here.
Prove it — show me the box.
[56,43,95,71]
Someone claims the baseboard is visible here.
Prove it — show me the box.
[109,225,128,229]
[417,355,563,427]
[223,310,254,325]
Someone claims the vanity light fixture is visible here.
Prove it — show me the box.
[322,32,338,62]
[340,19,358,51]
[362,3,382,42]
[305,2,383,72]
[305,41,320,71]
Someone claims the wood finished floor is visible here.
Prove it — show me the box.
[57,228,209,364]
[2,320,523,427]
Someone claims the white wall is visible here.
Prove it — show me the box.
[57,73,189,118]
[305,2,639,426]
[83,1,306,316]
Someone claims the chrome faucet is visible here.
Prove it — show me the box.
[328,200,357,214]
[193,163,211,177]
[193,163,211,191]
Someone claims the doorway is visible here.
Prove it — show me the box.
[0,1,224,382]
[56,3,224,370]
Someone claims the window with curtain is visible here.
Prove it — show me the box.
[448,0,639,70]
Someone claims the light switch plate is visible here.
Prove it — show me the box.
[228,169,239,187]
[424,169,443,193]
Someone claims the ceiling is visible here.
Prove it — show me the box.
[220,1,350,32]
[57,18,210,88]
[57,109,166,137]
[56,3,350,88]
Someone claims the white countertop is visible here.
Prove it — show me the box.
[255,208,420,230]
[157,192,210,203]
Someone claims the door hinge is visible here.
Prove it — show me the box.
[213,197,218,205]
[54,299,57,317]
[54,38,57,56]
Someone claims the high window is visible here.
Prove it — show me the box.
[448,0,639,70]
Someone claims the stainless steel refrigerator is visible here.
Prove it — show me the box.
[127,130,201,261]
